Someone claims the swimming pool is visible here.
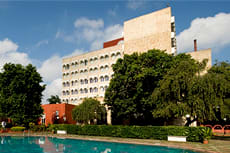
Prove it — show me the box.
[0,136,198,153]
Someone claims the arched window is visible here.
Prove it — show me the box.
[94,87,98,92]
[71,90,74,95]
[63,82,66,87]
[116,52,121,58]
[80,79,84,85]
[71,72,74,76]
[100,56,104,60]
[90,58,93,63]
[111,53,115,59]
[100,76,104,82]
[71,81,74,86]
[75,71,78,75]
[66,64,70,69]
[71,63,74,67]
[66,90,70,95]
[84,59,88,66]
[63,73,65,78]
[90,88,93,93]
[66,82,70,87]
[75,80,78,84]
[80,89,84,94]
[94,67,98,72]
[105,65,109,70]
[105,75,109,81]
[94,57,98,62]
[63,91,66,96]
[80,70,84,74]
[85,79,88,84]
[84,69,88,73]
[100,66,104,71]
[105,54,109,60]
[80,60,84,65]
[89,68,93,72]
[94,77,98,83]
[75,61,78,66]
[100,86,104,91]
[75,89,78,94]
[63,65,66,69]
[66,99,69,103]
[84,88,88,93]
[90,78,94,83]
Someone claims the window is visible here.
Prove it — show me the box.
[90,78,94,83]
[63,82,66,87]
[71,81,74,86]
[94,77,98,83]
[66,90,69,95]
[111,53,115,59]
[105,75,109,81]
[80,89,84,94]
[94,87,98,92]
[90,88,93,93]
[116,52,121,58]
[63,91,66,96]
[94,67,98,72]
[84,88,88,93]
[105,65,109,70]
[75,89,78,94]
[105,55,109,60]
[85,79,88,84]
[100,86,104,91]
[80,79,84,85]
[71,90,74,95]
[100,66,104,71]
[100,76,104,82]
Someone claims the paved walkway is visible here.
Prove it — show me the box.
[1,133,230,153]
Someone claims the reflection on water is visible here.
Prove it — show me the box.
[0,136,197,153]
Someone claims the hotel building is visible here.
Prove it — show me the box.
[61,7,211,108]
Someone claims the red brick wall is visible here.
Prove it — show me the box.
[41,104,76,126]
[103,37,124,48]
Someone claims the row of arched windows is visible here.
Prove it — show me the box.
[62,85,109,96]
[62,51,122,70]
[63,75,110,88]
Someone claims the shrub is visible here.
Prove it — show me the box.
[49,125,210,142]
[11,126,26,132]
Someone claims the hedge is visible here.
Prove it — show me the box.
[49,124,211,142]
[11,126,26,132]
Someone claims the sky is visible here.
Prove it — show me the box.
[0,0,230,104]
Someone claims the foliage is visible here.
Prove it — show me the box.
[152,57,230,125]
[200,127,212,141]
[47,95,61,104]
[152,54,207,125]
[10,126,26,132]
[0,63,45,127]
[72,98,106,124]
[49,124,208,142]
[104,49,174,125]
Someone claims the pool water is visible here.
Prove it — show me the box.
[0,136,198,153]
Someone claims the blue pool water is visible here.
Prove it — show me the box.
[0,136,198,153]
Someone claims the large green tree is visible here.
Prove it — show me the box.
[152,58,230,125]
[72,98,106,124]
[0,63,45,126]
[104,49,174,125]
[47,95,61,104]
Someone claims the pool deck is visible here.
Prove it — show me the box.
[1,133,230,153]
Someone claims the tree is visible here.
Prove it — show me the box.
[72,98,106,124]
[152,57,230,126]
[0,63,45,126]
[104,49,174,125]
[47,95,61,104]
